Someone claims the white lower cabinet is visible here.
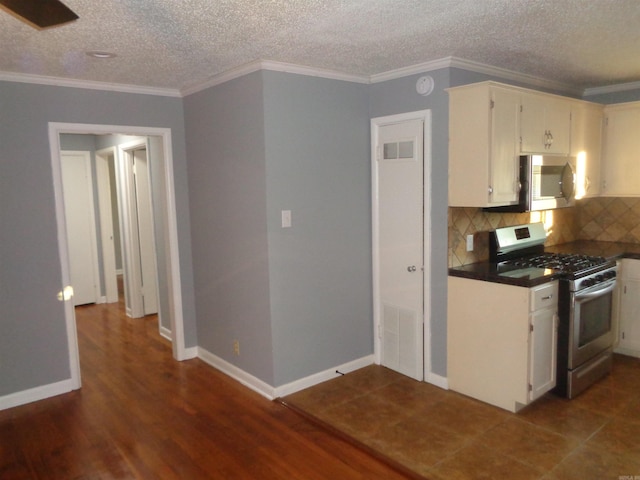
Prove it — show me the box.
[448,277,558,412]
[616,259,640,357]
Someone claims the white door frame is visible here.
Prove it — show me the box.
[371,110,433,382]
[118,139,160,318]
[49,123,188,390]
[119,140,148,318]
[95,147,119,304]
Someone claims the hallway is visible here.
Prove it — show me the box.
[0,301,408,479]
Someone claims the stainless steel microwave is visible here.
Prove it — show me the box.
[485,155,577,212]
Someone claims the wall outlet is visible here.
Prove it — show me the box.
[466,234,474,252]
[233,340,240,356]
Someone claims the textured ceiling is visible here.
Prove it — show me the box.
[1,0,639,93]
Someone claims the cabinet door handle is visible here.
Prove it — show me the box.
[541,294,553,300]
[407,266,417,272]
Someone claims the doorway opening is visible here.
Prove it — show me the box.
[49,123,188,391]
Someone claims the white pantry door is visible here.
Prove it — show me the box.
[374,118,424,380]
[61,151,100,306]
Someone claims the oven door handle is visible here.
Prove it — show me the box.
[575,281,617,300]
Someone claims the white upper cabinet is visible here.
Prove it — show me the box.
[602,101,640,196]
[448,82,521,208]
[520,92,572,155]
[570,101,604,198]
[448,81,640,207]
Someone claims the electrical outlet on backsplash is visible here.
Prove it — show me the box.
[448,197,640,268]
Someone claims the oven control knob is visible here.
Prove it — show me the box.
[582,278,594,287]
[596,274,604,283]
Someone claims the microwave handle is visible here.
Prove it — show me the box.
[560,162,576,201]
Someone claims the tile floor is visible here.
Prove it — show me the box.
[283,354,640,480]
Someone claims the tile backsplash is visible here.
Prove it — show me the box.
[576,197,640,243]
[448,197,640,267]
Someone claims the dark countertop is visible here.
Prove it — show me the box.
[449,240,640,288]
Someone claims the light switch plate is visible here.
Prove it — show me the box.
[281,210,292,228]
[466,234,474,251]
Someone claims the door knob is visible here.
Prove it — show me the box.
[407,266,417,272]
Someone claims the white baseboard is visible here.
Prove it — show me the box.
[0,378,77,411]
[197,347,277,399]
[159,326,172,342]
[274,355,375,398]
[96,296,107,304]
[426,371,449,390]
[196,348,376,401]
[183,346,198,360]
[614,346,640,359]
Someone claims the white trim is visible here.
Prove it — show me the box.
[614,346,640,359]
[0,379,76,411]
[369,57,454,83]
[0,71,180,97]
[95,147,119,304]
[448,57,582,95]
[197,347,374,400]
[274,355,375,398]
[117,139,150,319]
[370,56,582,95]
[49,123,188,369]
[422,111,434,383]
[159,326,171,341]
[197,347,277,400]
[183,346,198,359]
[426,372,449,390]
[370,110,432,381]
[49,133,82,392]
[3,57,635,98]
[181,59,369,96]
[584,80,640,97]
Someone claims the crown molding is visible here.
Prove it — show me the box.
[180,59,369,97]
[583,80,640,97]
[3,58,638,99]
[369,57,454,83]
[370,56,582,96]
[0,71,181,97]
[448,57,582,95]
[180,60,264,96]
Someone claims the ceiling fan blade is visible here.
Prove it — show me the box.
[0,0,78,29]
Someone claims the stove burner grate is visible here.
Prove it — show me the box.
[503,253,608,274]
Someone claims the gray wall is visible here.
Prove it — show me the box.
[185,70,372,387]
[583,89,640,105]
[184,72,275,384]
[0,81,196,396]
[262,71,371,386]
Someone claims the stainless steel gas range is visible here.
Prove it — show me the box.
[490,223,618,398]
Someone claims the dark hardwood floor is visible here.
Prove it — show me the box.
[0,300,410,479]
